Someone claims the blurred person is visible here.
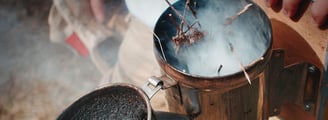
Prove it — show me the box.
[49,0,177,111]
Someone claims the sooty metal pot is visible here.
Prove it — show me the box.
[57,77,190,120]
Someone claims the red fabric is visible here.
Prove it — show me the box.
[66,32,89,56]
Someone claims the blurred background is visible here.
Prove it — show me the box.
[0,0,125,119]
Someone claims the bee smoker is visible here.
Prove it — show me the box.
[56,0,324,119]
[153,0,322,120]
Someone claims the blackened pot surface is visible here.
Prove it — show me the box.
[57,84,151,120]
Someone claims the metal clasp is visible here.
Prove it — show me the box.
[266,49,321,117]
[142,76,163,99]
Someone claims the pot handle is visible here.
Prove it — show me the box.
[142,76,163,99]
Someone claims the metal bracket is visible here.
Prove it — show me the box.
[142,76,163,99]
[266,49,321,116]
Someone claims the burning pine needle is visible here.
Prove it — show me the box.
[224,3,253,26]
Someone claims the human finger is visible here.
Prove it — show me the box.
[282,0,303,17]
[311,0,328,26]
[265,0,279,7]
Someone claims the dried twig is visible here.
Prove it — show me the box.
[249,57,264,65]
[224,4,254,84]
[228,42,251,84]
[217,64,223,73]
[164,0,191,28]
[224,3,253,26]
[168,13,181,33]
[186,0,201,27]
[183,21,198,34]
[239,62,251,84]
[186,0,196,17]
[165,0,205,54]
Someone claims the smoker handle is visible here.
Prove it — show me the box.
[142,76,163,99]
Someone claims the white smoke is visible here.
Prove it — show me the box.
[175,0,270,77]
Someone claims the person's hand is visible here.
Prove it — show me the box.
[265,0,328,27]
[90,0,105,23]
